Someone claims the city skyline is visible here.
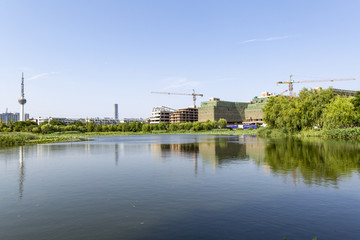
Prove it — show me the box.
[0,1,359,119]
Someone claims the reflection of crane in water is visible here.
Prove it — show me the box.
[19,146,25,200]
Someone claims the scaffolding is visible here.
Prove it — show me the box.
[170,107,198,123]
[198,99,248,124]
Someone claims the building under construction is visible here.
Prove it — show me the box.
[243,92,273,125]
[331,88,358,96]
[150,106,176,124]
[198,98,248,124]
[170,107,198,123]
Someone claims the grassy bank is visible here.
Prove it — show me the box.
[257,127,360,140]
[0,132,88,147]
[2,127,358,148]
[0,129,259,147]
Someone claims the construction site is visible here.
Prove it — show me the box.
[197,98,248,124]
[149,75,357,126]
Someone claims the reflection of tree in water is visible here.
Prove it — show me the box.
[258,138,360,186]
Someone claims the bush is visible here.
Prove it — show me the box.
[40,124,55,134]
[218,118,227,128]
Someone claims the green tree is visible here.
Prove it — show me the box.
[121,123,129,132]
[41,124,55,134]
[49,119,65,126]
[87,122,96,132]
[158,122,168,131]
[31,127,41,133]
[192,122,204,131]
[218,118,227,128]
[321,96,358,129]
[142,124,152,133]
[168,123,179,131]
[351,91,360,112]
[263,88,336,131]
[95,125,103,132]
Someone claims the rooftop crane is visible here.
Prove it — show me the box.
[151,89,204,108]
[277,74,356,98]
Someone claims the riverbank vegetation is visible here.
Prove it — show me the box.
[0,132,88,147]
[0,118,230,134]
[262,88,360,139]
[0,119,259,147]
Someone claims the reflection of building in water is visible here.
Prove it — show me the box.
[152,136,248,170]
[115,144,119,165]
[199,137,247,168]
[244,137,266,163]
[151,143,199,174]
[18,146,25,200]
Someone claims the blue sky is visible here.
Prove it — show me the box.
[0,0,359,119]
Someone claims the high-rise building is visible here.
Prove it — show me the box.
[0,112,29,123]
[114,104,119,120]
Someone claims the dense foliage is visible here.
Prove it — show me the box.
[263,88,360,132]
[0,118,230,134]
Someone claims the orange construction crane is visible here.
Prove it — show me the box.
[278,89,288,96]
[277,74,356,98]
[151,89,204,108]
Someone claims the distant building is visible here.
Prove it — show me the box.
[114,104,119,120]
[121,118,144,123]
[170,107,198,123]
[0,112,29,124]
[150,106,176,124]
[198,98,248,124]
[37,117,86,125]
[313,87,358,97]
[87,118,119,125]
[332,88,358,97]
[243,92,274,125]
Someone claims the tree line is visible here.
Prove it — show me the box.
[0,118,229,134]
[263,88,360,132]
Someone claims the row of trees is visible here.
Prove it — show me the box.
[263,88,360,132]
[0,118,229,134]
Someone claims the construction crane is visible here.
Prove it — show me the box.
[277,74,356,98]
[151,89,204,108]
[278,89,288,96]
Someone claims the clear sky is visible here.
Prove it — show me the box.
[0,0,359,119]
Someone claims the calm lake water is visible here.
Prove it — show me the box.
[1,135,360,240]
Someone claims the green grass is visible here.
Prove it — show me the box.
[257,127,360,140]
[0,132,86,147]
[0,129,260,147]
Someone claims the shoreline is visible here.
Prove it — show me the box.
[1,127,359,148]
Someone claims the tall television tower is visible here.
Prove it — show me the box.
[18,73,27,121]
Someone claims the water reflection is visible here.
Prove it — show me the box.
[152,136,248,168]
[2,135,360,240]
[254,138,360,186]
[3,135,360,202]
[153,136,360,187]
[18,146,25,199]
